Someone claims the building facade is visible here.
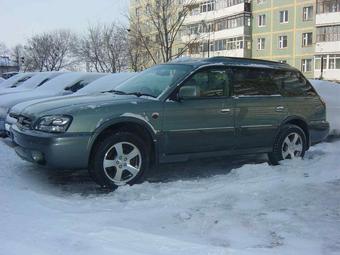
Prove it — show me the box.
[182,0,252,58]
[315,0,340,81]
[252,0,316,78]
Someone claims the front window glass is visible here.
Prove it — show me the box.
[116,64,194,98]
[180,68,230,98]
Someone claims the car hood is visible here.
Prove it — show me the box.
[0,88,33,96]
[13,93,149,117]
[0,91,55,118]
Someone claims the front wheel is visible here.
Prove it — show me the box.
[89,132,150,189]
[268,124,307,165]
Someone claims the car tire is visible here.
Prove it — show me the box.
[89,132,150,189]
[268,124,307,165]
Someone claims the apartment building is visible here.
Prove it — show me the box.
[315,0,340,81]
[252,0,316,78]
[181,0,252,58]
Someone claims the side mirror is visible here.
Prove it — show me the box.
[178,86,199,100]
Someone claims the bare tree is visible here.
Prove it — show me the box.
[128,0,197,65]
[0,42,10,56]
[23,30,76,71]
[75,23,128,73]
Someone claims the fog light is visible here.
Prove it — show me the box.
[31,151,44,163]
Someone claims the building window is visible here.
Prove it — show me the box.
[329,54,340,69]
[316,25,340,42]
[316,0,340,14]
[301,59,312,72]
[302,32,313,47]
[314,55,328,70]
[278,35,288,48]
[200,0,216,13]
[280,10,289,23]
[303,6,313,21]
[257,38,265,50]
[216,0,246,9]
[258,14,266,27]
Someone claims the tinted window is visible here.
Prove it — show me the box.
[180,68,230,98]
[272,71,316,97]
[232,68,281,96]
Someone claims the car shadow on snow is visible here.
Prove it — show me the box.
[40,153,268,195]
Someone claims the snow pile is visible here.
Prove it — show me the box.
[0,77,4,84]
[1,139,340,255]
[310,79,340,135]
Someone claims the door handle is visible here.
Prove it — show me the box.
[220,108,231,113]
[276,106,285,112]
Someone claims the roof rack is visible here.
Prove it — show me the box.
[205,56,290,66]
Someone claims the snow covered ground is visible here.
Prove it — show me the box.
[1,137,340,255]
[1,79,340,255]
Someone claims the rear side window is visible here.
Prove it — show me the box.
[232,67,281,96]
[272,71,316,97]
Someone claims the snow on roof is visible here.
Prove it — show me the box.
[17,72,64,90]
[0,72,35,89]
[35,72,106,92]
[76,72,136,94]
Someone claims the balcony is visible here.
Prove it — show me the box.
[316,41,340,53]
[316,12,340,26]
[184,3,247,25]
[181,26,248,43]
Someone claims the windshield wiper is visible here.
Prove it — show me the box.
[103,89,128,95]
[103,90,156,98]
[126,92,156,98]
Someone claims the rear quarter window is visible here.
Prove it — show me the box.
[272,71,316,97]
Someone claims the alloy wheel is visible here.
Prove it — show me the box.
[103,142,142,186]
[281,132,303,160]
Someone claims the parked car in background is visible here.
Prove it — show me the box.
[2,72,19,79]
[8,57,329,189]
[0,72,64,96]
[5,72,136,134]
[0,72,105,137]
[0,72,35,90]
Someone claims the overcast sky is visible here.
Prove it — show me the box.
[0,0,130,47]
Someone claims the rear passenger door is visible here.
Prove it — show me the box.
[278,71,320,124]
[232,67,287,150]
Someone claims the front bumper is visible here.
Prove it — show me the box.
[12,124,92,170]
[309,120,330,145]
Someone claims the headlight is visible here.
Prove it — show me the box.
[34,115,72,133]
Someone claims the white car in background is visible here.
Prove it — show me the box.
[3,72,136,137]
[0,72,105,137]
[0,72,35,90]
[0,72,64,96]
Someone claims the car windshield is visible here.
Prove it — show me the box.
[0,73,33,89]
[115,64,194,98]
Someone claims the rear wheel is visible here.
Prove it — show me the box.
[89,132,149,189]
[268,124,307,165]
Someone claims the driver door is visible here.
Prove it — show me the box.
[161,66,235,156]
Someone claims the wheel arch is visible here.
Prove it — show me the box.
[280,116,310,149]
[88,117,158,168]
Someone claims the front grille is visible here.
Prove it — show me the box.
[16,115,33,129]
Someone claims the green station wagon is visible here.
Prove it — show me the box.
[10,57,329,188]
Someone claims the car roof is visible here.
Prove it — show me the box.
[169,57,297,71]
